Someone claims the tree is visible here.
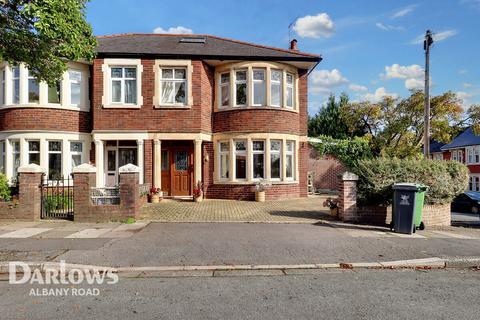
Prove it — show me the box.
[0,0,96,84]
[308,93,350,138]
[340,90,464,158]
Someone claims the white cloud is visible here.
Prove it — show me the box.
[349,83,368,92]
[375,22,405,31]
[293,13,334,39]
[460,0,480,9]
[362,87,398,103]
[391,5,417,19]
[405,78,424,90]
[463,83,474,88]
[457,91,473,107]
[310,69,348,94]
[410,29,458,44]
[384,64,423,80]
[153,26,193,34]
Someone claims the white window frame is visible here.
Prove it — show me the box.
[285,140,295,180]
[102,59,143,108]
[270,69,282,107]
[469,174,480,192]
[27,70,40,104]
[0,140,5,174]
[68,69,82,107]
[11,140,20,179]
[233,140,247,180]
[218,141,230,181]
[27,140,40,165]
[159,67,188,106]
[219,72,230,108]
[11,66,20,105]
[286,73,295,109]
[110,66,137,105]
[234,70,247,107]
[270,140,282,181]
[252,68,266,106]
[70,141,84,171]
[47,140,62,180]
[47,81,62,105]
[0,68,5,106]
[251,140,265,180]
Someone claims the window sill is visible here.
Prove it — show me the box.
[103,104,142,109]
[215,106,298,113]
[154,105,191,110]
[0,104,90,112]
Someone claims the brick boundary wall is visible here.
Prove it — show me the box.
[73,164,142,222]
[0,164,44,221]
[308,145,346,191]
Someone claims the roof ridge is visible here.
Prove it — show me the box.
[96,33,321,58]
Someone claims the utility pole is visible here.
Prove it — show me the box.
[423,30,434,158]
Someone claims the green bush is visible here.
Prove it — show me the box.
[0,174,11,202]
[310,135,372,169]
[354,158,469,205]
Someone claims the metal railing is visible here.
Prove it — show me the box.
[90,187,120,205]
[41,174,74,220]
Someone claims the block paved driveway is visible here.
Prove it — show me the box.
[139,196,333,223]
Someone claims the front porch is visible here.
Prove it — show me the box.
[139,196,332,223]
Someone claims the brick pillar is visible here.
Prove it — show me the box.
[338,172,359,222]
[119,163,140,220]
[17,164,45,221]
[72,163,97,222]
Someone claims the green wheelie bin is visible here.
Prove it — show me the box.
[413,184,428,230]
[391,183,428,234]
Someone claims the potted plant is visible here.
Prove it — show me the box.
[193,181,203,202]
[255,180,270,202]
[150,186,162,203]
[323,197,340,218]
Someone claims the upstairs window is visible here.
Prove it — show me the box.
[28,70,40,103]
[69,70,82,106]
[270,70,282,107]
[252,69,266,106]
[12,67,20,104]
[160,68,187,105]
[111,67,137,104]
[235,70,247,106]
[286,73,294,108]
[220,72,230,108]
[0,68,5,105]
[48,81,61,104]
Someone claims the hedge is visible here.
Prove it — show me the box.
[310,135,372,169]
[0,174,11,202]
[354,158,469,205]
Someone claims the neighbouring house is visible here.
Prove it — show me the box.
[0,34,321,200]
[440,127,480,192]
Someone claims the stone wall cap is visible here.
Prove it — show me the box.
[72,163,97,173]
[340,172,359,181]
[119,163,140,173]
[17,164,46,173]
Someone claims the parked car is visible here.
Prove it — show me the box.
[451,192,480,214]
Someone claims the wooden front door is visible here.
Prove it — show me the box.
[171,148,193,196]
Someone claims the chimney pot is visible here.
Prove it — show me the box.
[290,39,298,51]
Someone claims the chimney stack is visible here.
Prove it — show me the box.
[290,39,298,51]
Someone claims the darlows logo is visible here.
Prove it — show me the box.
[9,261,118,296]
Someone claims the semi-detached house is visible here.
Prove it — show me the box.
[0,34,321,200]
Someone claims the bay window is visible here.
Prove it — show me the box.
[235,70,247,106]
[252,69,266,106]
[70,141,83,169]
[220,72,230,108]
[234,140,247,180]
[270,70,282,107]
[48,81,61,104]
[28,70,40,103]
[111,67,137,104]
[0,141,5,173]
[160,68,187,105]
[12,67,20,104]
[469,175,480,192]
[27,140,40,165]
[1,68,5,105]
[252,140,265,179]
[11,140,20,179]
[69,70,82,106]
[286,141,295,179]
[219,141,229,180]
[286,73,294,108]
[48,141,62,180]
[270,140,282,180]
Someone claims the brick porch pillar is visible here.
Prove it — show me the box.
[17,164,45,221]
[72,163,97,222]
[119,163,140,220]
[338,172,359,222]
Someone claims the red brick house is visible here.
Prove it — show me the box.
[0,34,321,200]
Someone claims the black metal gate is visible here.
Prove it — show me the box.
[41,174,74,220]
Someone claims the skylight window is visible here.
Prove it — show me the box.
[179,37,206,44]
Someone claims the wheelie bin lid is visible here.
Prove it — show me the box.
[392,183,428,191]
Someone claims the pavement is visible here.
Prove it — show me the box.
[1,269,479,319]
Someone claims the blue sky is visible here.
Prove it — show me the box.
[86,0,480,115]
